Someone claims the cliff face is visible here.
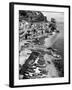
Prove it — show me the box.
[19,10,48,22]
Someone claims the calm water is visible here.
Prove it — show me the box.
[52,22,64,77]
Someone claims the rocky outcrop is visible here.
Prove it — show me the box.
[19,10,48,22]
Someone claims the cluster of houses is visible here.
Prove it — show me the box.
[19,11,57,41]
[19,20,51,41]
